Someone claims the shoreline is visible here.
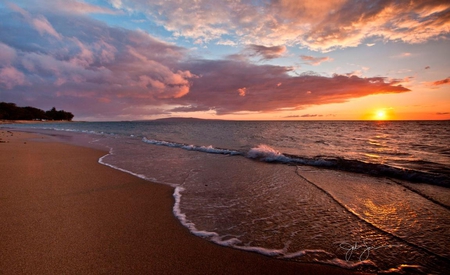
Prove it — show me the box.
[0,130,370,274]
[0,120,75,124]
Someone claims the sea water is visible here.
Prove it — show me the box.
[5,120,450,274]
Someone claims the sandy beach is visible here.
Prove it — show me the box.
[0,130,369,274]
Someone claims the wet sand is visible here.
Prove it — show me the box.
[0,130,369,274]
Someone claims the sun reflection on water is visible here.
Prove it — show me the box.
[362,199,418,234]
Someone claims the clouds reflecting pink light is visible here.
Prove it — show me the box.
[115,0,450,51]
[1,1,446,119]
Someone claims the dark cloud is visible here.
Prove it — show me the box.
[174,59,410,115]
[244,44,287,60]
[300,114,323,117]
[284,114,324,118]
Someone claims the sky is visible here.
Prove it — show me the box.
[0,0,449,121]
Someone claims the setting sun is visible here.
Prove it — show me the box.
[371,108,394,120]
[376,109,387,120]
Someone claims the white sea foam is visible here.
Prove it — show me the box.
[172,186,241,246]
[142,137,241,155]
[98,148,148,180]
[97,147,178,187]
[172,186,347,262]
[247,144,292,162]
[284,249,334,259]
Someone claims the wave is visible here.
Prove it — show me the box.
[172,185,430,274]
[142,139,450,187]
[248,145,449,186]
[142,137,242,155]
[172,186,390,273]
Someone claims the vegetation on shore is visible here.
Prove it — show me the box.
[0,102,74,121]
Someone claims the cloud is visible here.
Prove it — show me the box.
[54,0,118,14]
[0,66,26,89]
[217,40,237,46]
[437,112,449,115]
[300,55,333,65]
[431,77,450,86]
[0,1,412,119]
[0,6,197,118]
[244,45,287,60]
[7,2,62,40]
[300,0,450,51]
[0,43,17,65]
[0,42,25,89]
[112,0,450,51]
[32,16,63,39]
[392,52,413,59]
[110,0,123,9]
[237,87,247,97]
[174,60,410,115]
[301,114,323,118]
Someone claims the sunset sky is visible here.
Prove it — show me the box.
[0,0,449,121]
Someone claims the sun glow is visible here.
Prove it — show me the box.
[375,109,387,120]
[369,108,394,120]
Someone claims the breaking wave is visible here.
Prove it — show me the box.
[142,139,450,187]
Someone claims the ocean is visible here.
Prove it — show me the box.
[5,120,450,274]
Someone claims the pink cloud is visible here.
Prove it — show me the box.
[431,77,450,86]
[0,66,26,89]
[32,16,62,40]
[300,55,333,65]
[54,0,118,14]
[0,2,416,120]
[114,0,450,51]
[0,43,16,65]
[237,87,247,97]
[303,0,450,51]
[7,2,62,40]
[69,38,95,67]
[0,10,199,117]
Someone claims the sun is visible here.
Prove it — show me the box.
[375,109,387,120]
[372,108,394,120]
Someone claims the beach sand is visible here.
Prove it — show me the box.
[0,130,369,274]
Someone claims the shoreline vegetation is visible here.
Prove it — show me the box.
[0,130,370,274]
[0,102,74,122]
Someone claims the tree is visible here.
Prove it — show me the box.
[45,107,74,121]
[0,102,74,121]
